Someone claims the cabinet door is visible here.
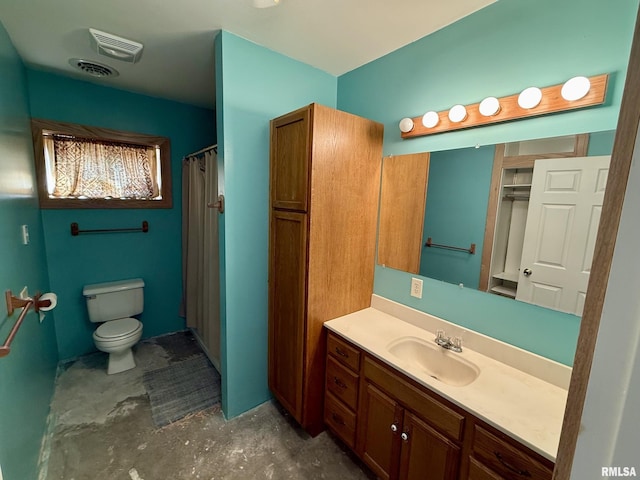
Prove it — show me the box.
[399,411,460,480]
[268,210,308,423]
[377,152,430,274]
[359,383,403,480]
[517,155,610,315]
[270,106,311,211]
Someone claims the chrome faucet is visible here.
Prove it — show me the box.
[435,330,463,353]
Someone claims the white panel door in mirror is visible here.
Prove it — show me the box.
[517,156,611,315]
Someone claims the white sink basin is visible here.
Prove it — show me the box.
[387,336,480,387]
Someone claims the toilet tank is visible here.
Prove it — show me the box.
[83,278,144,323]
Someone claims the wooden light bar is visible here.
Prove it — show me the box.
[401,74,609,139]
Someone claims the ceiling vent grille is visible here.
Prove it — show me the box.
[69,58,119,78]
[89,28,143,63]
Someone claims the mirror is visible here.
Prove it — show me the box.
[377,130,616,315]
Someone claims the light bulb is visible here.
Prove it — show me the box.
[561,76,591,101]
[479,97,500,116]
[518,87,542,109]
[422,111,439,128]
[399,117,414,133]
[448,105,467,123]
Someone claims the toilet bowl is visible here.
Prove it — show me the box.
[83,278,145,375]
[93,317,143,374]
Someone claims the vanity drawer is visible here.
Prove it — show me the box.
[326,356,359,410]
[327,333,361,372]
[472,425,553,480]
[324,391,357,448]
[363,356,464,441]
[467,457,503,480]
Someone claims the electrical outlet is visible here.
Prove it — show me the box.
[410,278,423,299]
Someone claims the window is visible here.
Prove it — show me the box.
[31,119,172,208]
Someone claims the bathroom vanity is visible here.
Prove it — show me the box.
[323,296,569,480]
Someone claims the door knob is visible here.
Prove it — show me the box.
[523,268,533,277]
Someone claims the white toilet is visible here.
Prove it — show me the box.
[83,278,144,375]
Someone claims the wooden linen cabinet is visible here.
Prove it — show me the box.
[267,103,384,436]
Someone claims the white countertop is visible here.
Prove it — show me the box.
[324,296,570,462]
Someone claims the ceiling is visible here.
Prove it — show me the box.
[0,0,495,109]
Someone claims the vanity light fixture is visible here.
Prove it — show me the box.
[399,117,415,133]
[479,96,500,116]
[399,73,609,139]
[448,104,467,123]
[517,87,543,109]
[422,111,440,128]
[561,76,591,101]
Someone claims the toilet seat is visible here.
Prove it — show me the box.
[94,317,142,341]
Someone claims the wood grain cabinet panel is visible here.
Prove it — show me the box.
[378,152,431,274]
[468,457,505,480]
[326,356,359,410]
[359,383,403,480]
[357,379,460,480]
[327,333,361,372]
[268,104,383,436]
[399,411,460,480]
[324,391,358,449]
[472,425,553,480]
[270,107,310,211]
[267,210,307,421]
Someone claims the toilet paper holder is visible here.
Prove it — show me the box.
[1,290,56,358]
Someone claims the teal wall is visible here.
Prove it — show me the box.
[420,145,495,287]
[0,24,58,480]
[338,0,637,155]
[26,70,216,360]
[215,31,337,418]
[338,0,639,366]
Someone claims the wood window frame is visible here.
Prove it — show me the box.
[31,118,172,209]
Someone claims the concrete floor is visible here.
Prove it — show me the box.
[41,331,371,480]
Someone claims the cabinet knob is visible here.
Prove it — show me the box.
[390,424,398,432]
[401,432,409,441]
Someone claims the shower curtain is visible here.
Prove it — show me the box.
[181,149,221,371]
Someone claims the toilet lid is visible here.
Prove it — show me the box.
[95,318,141,339]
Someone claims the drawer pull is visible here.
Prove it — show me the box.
[335,347,349,358]
[331,412,346,426]
[494,452,532,477]
[333,377,347,389]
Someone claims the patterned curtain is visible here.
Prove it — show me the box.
[47,136,158,199]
